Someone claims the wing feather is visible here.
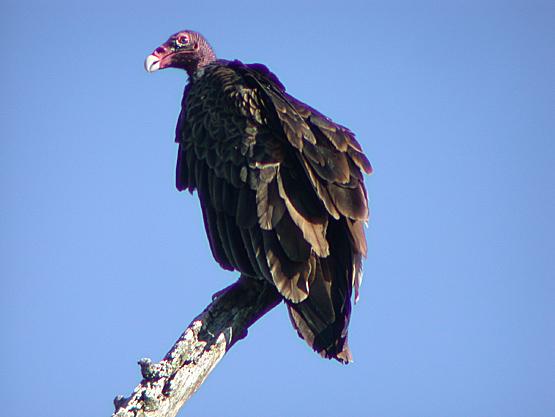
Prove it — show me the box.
[262,230,311,303]
[174,60,371,362]
[198,191,233,271]
[275,211,311,262]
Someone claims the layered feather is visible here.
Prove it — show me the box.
[175,59,371,362]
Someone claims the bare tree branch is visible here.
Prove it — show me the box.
[112,275,282,417]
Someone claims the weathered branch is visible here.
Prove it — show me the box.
[112,275,282,417]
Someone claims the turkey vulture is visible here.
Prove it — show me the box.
[145,30,372,363]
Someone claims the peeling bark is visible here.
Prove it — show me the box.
[112,275,281,417]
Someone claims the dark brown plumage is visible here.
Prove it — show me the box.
[145,30,372,363]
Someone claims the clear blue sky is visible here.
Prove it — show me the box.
[2,1,554,416]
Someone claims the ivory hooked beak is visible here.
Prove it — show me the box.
[144,54,161,73]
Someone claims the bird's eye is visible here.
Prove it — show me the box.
[176,35,190,47]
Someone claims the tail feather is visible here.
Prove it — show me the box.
[285,275,352,363]
[285,218,355,363]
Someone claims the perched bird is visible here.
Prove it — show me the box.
[145,30,372,363]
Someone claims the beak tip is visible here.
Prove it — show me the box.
[145,54,160,73]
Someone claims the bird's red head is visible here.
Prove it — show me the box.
[144,30,216,76]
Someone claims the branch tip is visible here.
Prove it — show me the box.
[111,276,281,417]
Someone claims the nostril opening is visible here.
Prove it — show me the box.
[155,47,165,54]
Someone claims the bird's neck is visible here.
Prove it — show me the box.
[187,43,217,77]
